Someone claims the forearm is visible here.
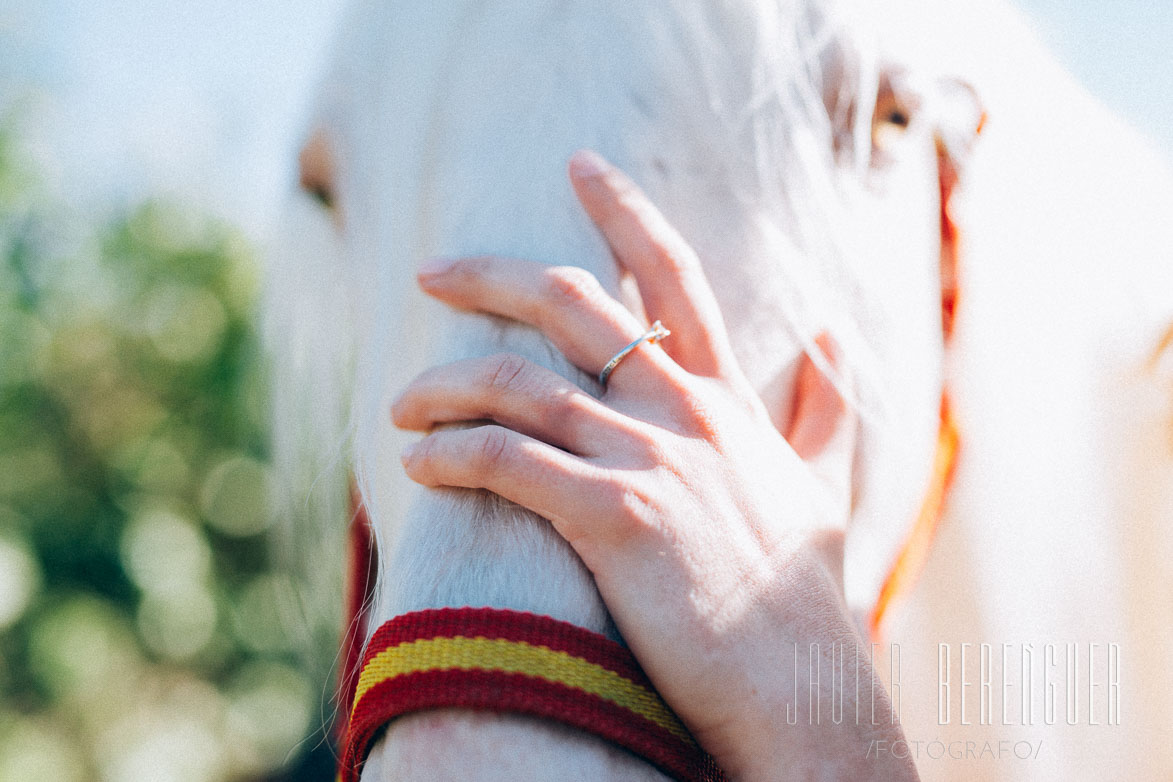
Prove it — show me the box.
[713,546,919,782]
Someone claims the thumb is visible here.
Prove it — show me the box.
[786,333,857,503]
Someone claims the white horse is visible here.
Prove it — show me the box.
[266,0,1173,778]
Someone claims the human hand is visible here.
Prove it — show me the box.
[393,150,917,781]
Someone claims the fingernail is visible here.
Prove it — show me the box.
[418,257,453,279]
[400,441,418,464]
[569,149,609,179]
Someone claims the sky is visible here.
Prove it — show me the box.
[0,0,347,235]
[1014,0,1172,156]
[1,0,1170,239]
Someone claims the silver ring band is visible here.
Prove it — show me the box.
[598,320,671,388]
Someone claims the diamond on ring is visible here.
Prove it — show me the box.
[597,320,671,388]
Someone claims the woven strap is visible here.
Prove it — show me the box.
[341,607,726,782]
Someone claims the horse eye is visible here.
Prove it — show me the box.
[873,91,913,135]
[871,72,919,160]
[298,130,337,211]
[885,108,910,129]
[304,181,335,210]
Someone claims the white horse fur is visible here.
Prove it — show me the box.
[266,0,1173,778]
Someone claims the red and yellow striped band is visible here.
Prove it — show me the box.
[341,607,726,782]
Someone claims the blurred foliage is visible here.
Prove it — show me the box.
[0,121,334,780]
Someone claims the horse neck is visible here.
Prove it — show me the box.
[363,323,616,637]
[340,1,790,635]
[350,115,634,638]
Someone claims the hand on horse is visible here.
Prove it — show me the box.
[392,150,918,782]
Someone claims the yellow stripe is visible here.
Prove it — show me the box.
[353,636,691,742]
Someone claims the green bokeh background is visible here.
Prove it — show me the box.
[0,119,335,781]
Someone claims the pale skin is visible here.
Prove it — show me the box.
[392,150,919,781]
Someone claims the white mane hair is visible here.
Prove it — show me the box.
[266,0,968,735]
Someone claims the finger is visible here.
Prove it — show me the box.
[400,424,611,543]
[391,353,640,456]
[568,150,737,378]
[786,333,856,506]
[417,256,678,392]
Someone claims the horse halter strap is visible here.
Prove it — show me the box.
[339,607,725,782]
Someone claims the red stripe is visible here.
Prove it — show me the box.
[343,667,725,782]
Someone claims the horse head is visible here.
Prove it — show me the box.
[269,0,985,777]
